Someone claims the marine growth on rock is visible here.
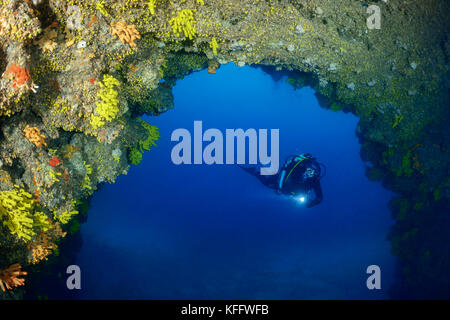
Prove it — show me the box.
[0,0,447,300]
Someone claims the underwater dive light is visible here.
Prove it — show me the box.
[298,195,306,203]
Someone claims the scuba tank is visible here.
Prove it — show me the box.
[278,153,326,191]
[278,153,313,190]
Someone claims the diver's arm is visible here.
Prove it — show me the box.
[307,181,323,208]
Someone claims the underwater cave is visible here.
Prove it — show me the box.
[0,0,448,303]
[53,64,396,299]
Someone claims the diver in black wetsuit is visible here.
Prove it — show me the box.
[240,153,324,208]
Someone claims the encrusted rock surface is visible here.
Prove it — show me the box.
[0,0,448,299]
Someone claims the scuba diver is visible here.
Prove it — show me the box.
[239,153,325,208]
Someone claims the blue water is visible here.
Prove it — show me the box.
[75,64,395,299]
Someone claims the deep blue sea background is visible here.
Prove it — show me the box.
[73,64,395,299]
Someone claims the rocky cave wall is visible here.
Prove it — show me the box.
[0,0,448,299]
